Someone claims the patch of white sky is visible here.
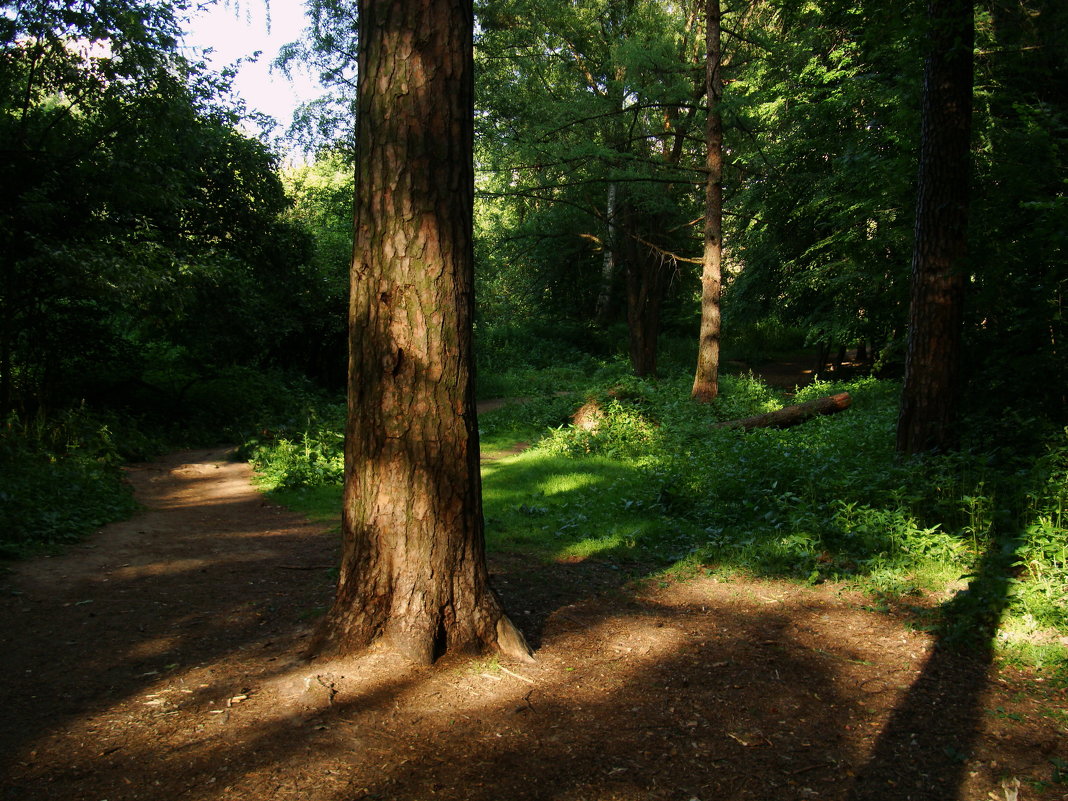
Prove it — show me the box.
[182,0,324,138]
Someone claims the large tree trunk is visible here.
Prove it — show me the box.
[896,0,974,454]
[316,0,530,665]
[691,0,724,402]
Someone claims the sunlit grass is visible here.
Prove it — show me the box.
[267,485,342,529]
[244,369,1068,676]
[479,427,539,453]
[557,534,629,561]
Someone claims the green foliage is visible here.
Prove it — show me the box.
[473,0,707,363]
[0,411,138,557]
[723,0,921,360]
[240,401,346,491]
[719,318,808,366]
[520,374,1066,668]
[283,153,353,288]
[174,368,332,439]
[963,0,1068,423]
[1013,432,1068,628]
[279,0,1066,416]
[482,451,668,560]
[478,394,579,452]
[268,484,344,529]
[0,0,339,419]
[539,397,661,460]
[274,0,358,154]
[474,320,607,379]
[0,364,345,556]
[246,359,1067,672]
[1,0,1062,687]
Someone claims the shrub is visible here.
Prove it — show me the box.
[0,409,138,557]
[239,402,346,490]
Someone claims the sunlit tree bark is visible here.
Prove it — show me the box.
[897,0,974,454]
[691,0,724,402]
[316,0,531,664]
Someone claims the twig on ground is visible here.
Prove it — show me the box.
[499,666,534,684]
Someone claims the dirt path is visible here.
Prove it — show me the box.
[1,449,1064,801]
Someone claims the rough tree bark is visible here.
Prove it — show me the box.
[316,0,531,665]
[896,0,974,454]
[691,0,724,402]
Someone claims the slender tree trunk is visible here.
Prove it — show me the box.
[625,229,666,377]
[594,182,618,325]
[692,0,724,402]
[0,259,12,415]
[897,0,974,454]
[316,0,530,665]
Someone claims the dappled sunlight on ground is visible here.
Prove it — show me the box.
[1,450,1064,801]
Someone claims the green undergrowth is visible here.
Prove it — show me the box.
[242,368,1068,676]
[238,401,346,491]
[474,358,630,401]
[482,450,701,564]
[267,484,344,529]
[478,394,579,452]
[0,408,139,558]
[0,367,339,558]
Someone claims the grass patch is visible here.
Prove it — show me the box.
[267,484,343,529]
[241,365,1068,675]
[478,394,578,453]
[481,449,695,563]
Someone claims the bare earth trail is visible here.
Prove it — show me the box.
[1,448,1065,801]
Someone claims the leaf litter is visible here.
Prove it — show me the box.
[0,447,1063,801]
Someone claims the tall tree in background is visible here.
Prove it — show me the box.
[963,0,1067,424]
[691,0,724,402]
[277,0,359,154]
[317,0,531,664]
[896,0,974,454]
[475,0,707,376]
[0,0,186,413]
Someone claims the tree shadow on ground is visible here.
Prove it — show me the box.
[5,586,877,800]
[845,504,1030,801]
[2,449,1060,801]
[0,451,341,775]
[490,551,650,649]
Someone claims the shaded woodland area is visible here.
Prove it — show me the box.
[1,0,1067,798]
[2,0,1065,429]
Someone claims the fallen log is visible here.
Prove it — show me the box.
[714,392,852,431]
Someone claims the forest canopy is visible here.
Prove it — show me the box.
[1,0,1064,424]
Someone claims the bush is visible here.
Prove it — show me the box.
[0,409,138,557]
[238,401,347,491]
[1012,430,1068,628]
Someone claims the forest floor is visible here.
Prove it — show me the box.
[1,372,1066,801]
